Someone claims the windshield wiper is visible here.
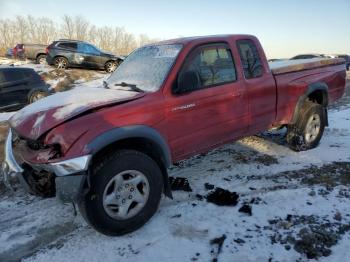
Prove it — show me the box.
[114,82,144,93]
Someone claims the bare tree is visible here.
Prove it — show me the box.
[15,16,28,43]
[0,14,158,56]
[74,15,89,41]
[61,15,74,39]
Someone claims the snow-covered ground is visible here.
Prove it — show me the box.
[0,59,350,262]
[1,107,349,262]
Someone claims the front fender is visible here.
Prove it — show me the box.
[85,125,172,198]
[86,125,171,167]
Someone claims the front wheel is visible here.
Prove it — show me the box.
[28,90,48,104]
[54,57,68,69]
[105,61,118,73]
[79,150,164,236]
[286,101,326,151]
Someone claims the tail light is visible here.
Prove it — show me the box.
[45,47,49,54]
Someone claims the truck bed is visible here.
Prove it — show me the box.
[269,58,345,75]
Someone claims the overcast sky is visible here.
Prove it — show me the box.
[0,0,349,58]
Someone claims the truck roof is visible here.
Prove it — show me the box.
[155,34,257,45]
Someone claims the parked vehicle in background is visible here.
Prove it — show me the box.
[0,66,50,111]
[290,54,329,60]
[5,48,14,58]
[11,43,47,63]
[331,54,350,70]
[46,40,124,73]
[21,44,48,64]
[13,44,25,59]
[2,34,346,236]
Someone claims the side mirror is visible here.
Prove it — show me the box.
[174,70,200,94]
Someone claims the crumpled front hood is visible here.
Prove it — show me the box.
[10,86,144,140]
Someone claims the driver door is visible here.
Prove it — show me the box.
[164,43,249,160]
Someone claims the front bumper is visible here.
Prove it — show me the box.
[1,128,91,203]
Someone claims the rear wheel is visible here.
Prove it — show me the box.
[36,54,47,64]
[54,57,68,69]
[287,101,326,151]
[79,150,163,236]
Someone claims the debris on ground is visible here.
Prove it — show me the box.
[233,238,245,244]
[168,177,193,192]
[206,187,239,206]
[195,194,204,201]
[238,204,252,216]
[204,183,215,190]
[210,234,226,262]
[334,211,342,221]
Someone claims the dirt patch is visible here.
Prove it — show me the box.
[206,187,239,206]
[238,204,252,216]
[268,214,350,259]
[213,147,279,166]
[244,161,350,190]
[168,177,192,192]
[41,69,105,92]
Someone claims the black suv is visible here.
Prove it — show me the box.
[0,67,50,112]
[46,40,124,72]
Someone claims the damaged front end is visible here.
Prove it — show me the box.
[1,128,91,202]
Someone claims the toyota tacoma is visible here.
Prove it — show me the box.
[1,35,346,236]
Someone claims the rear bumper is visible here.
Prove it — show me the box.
[1,128,91,203]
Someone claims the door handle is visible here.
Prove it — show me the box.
[171,103,196,112]
[232,92,242,98]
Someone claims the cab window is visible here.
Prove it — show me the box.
[237,39,263,79]
[175,44,236,94]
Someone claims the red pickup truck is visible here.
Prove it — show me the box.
[2,35,346,236]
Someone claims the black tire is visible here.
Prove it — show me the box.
[36,54,47,64]
[54,57,68,69]
[79,150,164,236]
[105,61,118,73]
[286,101,326,151]
[28,90,48,104]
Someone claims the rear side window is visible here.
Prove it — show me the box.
[178,44,236,92]
[3,70,24,82]
[57,42,77,50]
[23,69,39,82]
[0,72,5,82]
[237,40,263,79]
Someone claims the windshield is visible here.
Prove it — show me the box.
[106,44,182,92]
